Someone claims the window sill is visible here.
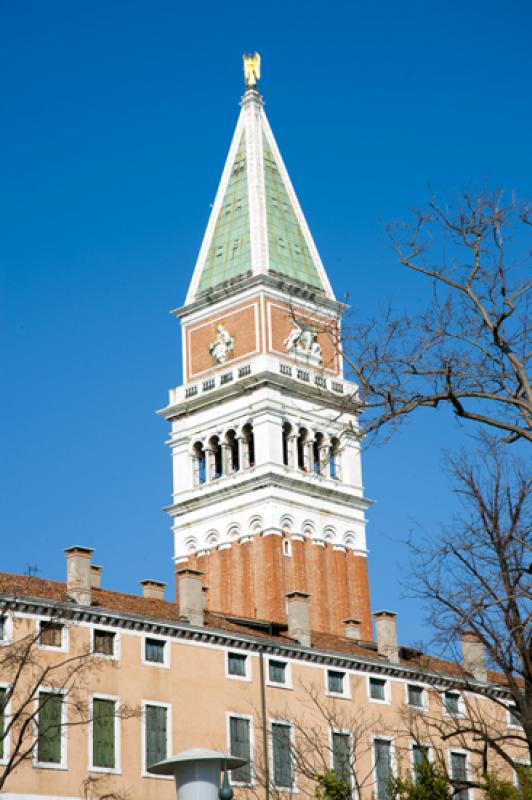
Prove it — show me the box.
[89,766,122,775]
[33,762,68,771]
[326,691,351,700]
[142,659,170,669]
[266,682,293,691]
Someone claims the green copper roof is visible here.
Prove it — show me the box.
[263,135,323,289]
[197,134,251,294]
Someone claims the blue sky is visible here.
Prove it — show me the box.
[1,0,530,650]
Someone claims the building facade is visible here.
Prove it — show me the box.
[0,62,527,800]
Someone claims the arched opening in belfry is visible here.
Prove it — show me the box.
[208,435,223,479]
[226,429,239,473]
[313,432,325,475]
[297,427,308,471]
[242,423,255,468]
[330,437,341,480]
[192,441,206,485]
[282,422,292,466]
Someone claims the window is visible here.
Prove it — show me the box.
[145,638,166,665]
[0,687,7,761]
[332,731,351,784]
[272,722,293,788]
[93,630,116,657]
[0,616,6,642]
[444,691,461,715]
[412,744,429,781]
[450,752,469,800]
[327,670,345,695]
[229,716,252,784]
[370,677,387,701]
[508,704,520,726]
[39,621,63,648]
[374,738,392,800]
[269,660,287,685]
[37,692,63,765]
[407,684,424,708]
[282,539,292,557]
[92,698,117,770]
[227,652,247,678]
[145,704,168,770]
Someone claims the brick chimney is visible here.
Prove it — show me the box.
[344,618,362,641]
[461,632,487,682]
[286,591,311,647]
[177,568,204,626]
[65,546,94,606]
[374,610,399,663]
[90,565,102,589]
[140,579,166,601]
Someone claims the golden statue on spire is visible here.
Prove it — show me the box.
[243,52,261,87]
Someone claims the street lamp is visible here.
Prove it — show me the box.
[148,748,247,800]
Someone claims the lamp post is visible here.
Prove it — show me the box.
[147,748,247,800]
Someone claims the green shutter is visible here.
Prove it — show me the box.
[93,698,115,768]
[0,687,6,760]
[229,717,251,783]
[146,705,167,768]
[374,739,391,800]
[332,732,350,783]
[38,692,62,764]
[272,723,292,788]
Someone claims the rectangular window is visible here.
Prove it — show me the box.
[407,685,424,708]
[39,621,63,648]
[269,660,286,685]
[374,739,392,800]
[92,698,116,769]
[412,744,429,781]
[94,630,115,657]
[145,704,168,770]
[37,692,63,764]
[444,691,461,715]
[272,723,293,788]
[370,677,387,701]
[451,752,468,800]
[0,617,6,642]
[229,716,251,784]
[145,638,166,664]
[508,705,520,726]
[0,687,6,760]
[327,670,345,695]
[332,731,351,784]
[228,652,247,677]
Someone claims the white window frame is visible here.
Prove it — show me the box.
[329,727,353,787]
[36,617,68,653]
[507,703,521,728]
[368,675,390,705]
[226,711,255,787]
[33,687,68,770]
[443,689,465,718]
[371,735,396,799]
[325,668,350,699]
[142,700,172,779]
[0,611,13,645]
[91,626,120,661]
[410,742,432,776]
[226,650,252,682]
[0,681,11,765]
[269,718,297,792]
[89,693,121,774]
[405,682,426,711]
[267,657,292,689]
[142,636,170,669]
[513,760,531,788]
[448,748,471,797]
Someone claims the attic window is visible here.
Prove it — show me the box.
[39,621,63,648]
[93,629,116,657]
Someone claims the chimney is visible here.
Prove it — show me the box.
[374,610,399,663]
[177,568,204,626]
[344,618,362,641]
[461,632,487,682]
[90,565,103,589]
[286,591,311,648]
[65,546,94,606]
[141,579,166,601]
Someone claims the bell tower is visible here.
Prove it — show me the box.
[160,56,373,640]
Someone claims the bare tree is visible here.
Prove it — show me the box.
[335,192,531,444]
[0,585,138,792]
[405,441,531,766]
